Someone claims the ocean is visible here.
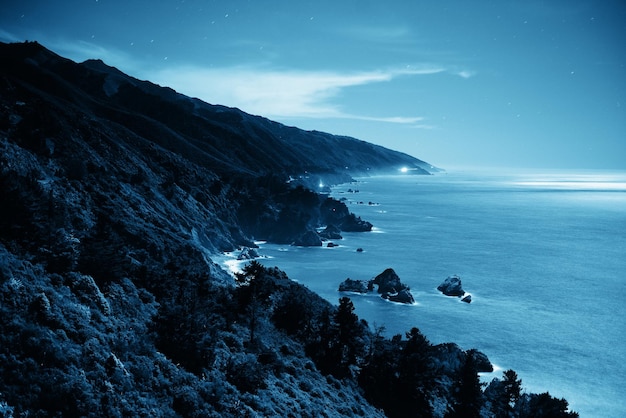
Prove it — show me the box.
[225,169,626,417]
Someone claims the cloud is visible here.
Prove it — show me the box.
[0,29,22,43]
[146,65,447,125]
[456,70,475,79]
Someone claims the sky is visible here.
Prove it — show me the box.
[1,0,625,170]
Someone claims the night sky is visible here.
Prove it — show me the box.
[2,0,625,169]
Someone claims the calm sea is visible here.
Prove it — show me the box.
[226,169,626,417]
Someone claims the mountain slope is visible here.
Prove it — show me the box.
[1,41,434,179]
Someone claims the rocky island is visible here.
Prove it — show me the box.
[438,275,473,303]
[339,268,415,304]
[0,41,577,417]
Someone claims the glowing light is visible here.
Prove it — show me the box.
[400,167,409,173]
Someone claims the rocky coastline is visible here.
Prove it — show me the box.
[0,41,578,417]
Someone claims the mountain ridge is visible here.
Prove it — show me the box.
[1,41,435,180]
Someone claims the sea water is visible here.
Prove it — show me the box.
[229,169,626,417]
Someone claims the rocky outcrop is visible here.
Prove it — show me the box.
[293,230,322,247]
[382,289,415,304]
[237,247,260,260]
[320,198,373,233]
[318,224,342,240]
[338,278,372,294]
[430,344,493,374]
[373,268,408,294]
[437,275,465,297]
[339,268,413,304]
[467,349,494,373]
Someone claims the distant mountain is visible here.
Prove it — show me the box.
[1,41,434,180]
[0,42,576,417]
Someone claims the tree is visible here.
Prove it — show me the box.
[448,353,483,418]
[234,260,267,345]
[393,328,433,417]
[519,392,579,418]
[502,369,522,412]
[334,297,361,371]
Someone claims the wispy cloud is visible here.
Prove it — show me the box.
[4,34,473,128]
[0,29,22,43]
[147,65,455,125]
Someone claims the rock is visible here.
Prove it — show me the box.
[467,349,493,373]
[318,224,342,240]
[341,214,373,232]
[437,275,465,297]
[461,294,472,303]
[431,343,465,373]
[327,242,338,248]
[373,268,408,294]
[356,247,364,252]
[293,230,322,247]
[382,289,415,304]
[338,278,372,294]
[237,247,260,260]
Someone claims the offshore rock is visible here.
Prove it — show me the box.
[373,268,408,294]
[338,278,372,294]
[339,270,414,304]
[382,289,415,304]
[437,275,465,297]
[237,247,260,260]
[461,294,472,304]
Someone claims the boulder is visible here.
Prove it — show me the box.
[237,247,260,260]
[338,278,372,294]
[326,242,338,248]
[382,289,415,304]
[292,230,322,247]
[461,294,472,303]
[318,224,343,240]
[437,275,465,297]
[356,247,364,253]
[373,268,408,294]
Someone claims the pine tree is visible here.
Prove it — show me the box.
[502,369,522,413]
[449,353,483,418]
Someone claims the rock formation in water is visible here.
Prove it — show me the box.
[339,268,415,304]
[437,275,466,297]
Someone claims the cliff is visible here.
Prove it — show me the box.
[0,42,577,417]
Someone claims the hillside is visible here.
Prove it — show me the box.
[0,42,576,417]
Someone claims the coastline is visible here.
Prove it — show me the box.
[224,170,626,417]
